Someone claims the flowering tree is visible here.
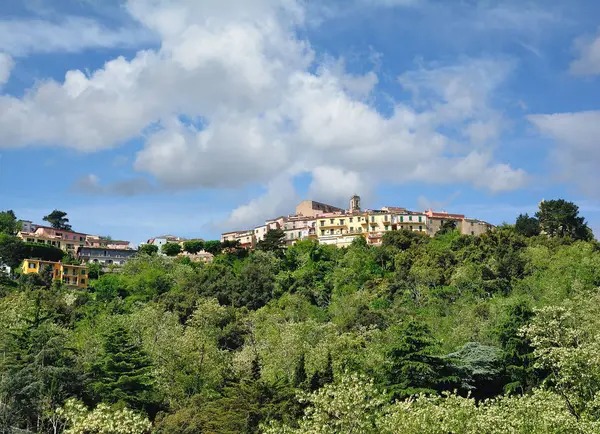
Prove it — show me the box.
[57,399,151,434]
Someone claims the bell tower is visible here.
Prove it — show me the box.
[350,194,361,213]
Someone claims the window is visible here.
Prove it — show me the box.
[298,232,301,238]
[320,221,325,227]
[410,226,413,231]
[56,233,62,238]
[358,227,363,233]
[63,277,70,284]
[81,270,86,275]
[409,216,413,221]
[471,231,475,235]
[350,218,353,223]
[80,237,84,241]
[418,216,422,222]
[321,230,325,236]
[330,219,334,224]
[55,270,60,277]
[371,216,375,223]
[385,226,389,231]
[419,226,423,231]
[330,229,334,235]
[350,227,354,233]
[400,216,404,222]
[28,262,37,269]
[81,279,86,286]
[384,215,389,222]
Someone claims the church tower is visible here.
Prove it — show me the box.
[350,194,361,213]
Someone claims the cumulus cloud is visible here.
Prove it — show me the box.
[528,111,600,197]
[570,31,600,76]
[0,16,155,57]
[0,0,528,228]
[72,174,156,196]
[0,53,13,87]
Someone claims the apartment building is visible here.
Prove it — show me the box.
[85,235,131,249]
[77,246,138,266]
[296,200,344,217]
[18,226,88,253]
[283,216,317,246]
[21,259,88,289]
[424,210,493,236]
[221,229,256,249]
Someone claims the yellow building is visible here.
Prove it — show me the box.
[21,259,89,289]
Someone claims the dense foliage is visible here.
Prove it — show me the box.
[1,200,600,433]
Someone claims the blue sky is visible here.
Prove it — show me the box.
[1,0,600,244]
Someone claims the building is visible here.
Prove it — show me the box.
[86,235,131,249]
[221,230,256,249]
[77,246,138,266]
[182,251,215,263]
[145,235,187,251]
[283,216,317,246]
[18,226,88,254]
[296,200,344,217]
[21,259,88,289]
[460,218,494,236]
[316,212,364,247]
[20,220,38,233]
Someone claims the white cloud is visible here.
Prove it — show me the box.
[0,16,155,56]
[225,175,299,230]
[0,0,527,226]
[529,111,600,197]
[570,31,600,76]
[0,53,13,87]
[72,173,156,196]
[358,0,421,7]
[308,166,367,207]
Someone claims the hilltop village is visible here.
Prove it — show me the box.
[10,196,492,289]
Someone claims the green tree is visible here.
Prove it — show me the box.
[87,262,103,280]
[204,240,223,255]
[496,300,540,395]
[384,320,457,399]
[437,220,458,235]
[514,213,541,237]
[536,199,592,240]
[0,234,25,270]
[0,210,20,235]
[139,243,159,255]
[43,210,72,230]
[89,324,158,415]
[257,229,286,253]
[161,242,182,257]
[293,354,307,388]
[183,240,205,254]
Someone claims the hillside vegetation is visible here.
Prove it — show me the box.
[2,201,600,433]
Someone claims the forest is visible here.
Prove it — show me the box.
[1,200,600,433]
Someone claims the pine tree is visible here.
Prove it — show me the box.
[89,324,157,414]
[384,320,458,399]
[293,354,307,388]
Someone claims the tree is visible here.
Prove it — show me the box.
[257,229,286,253]
[89,324,158,415]
[384,320,457,399]
[515,213,541,237]
[57,399,151,434]
[0,234,25,270]
[161,242,182,257]
[437,220,458,235]
[138,243,159,256]
[293,354,307,388]
[536,199,592,240]
[0,210,19,235]
[204,240,223,255]
[183,240,205,254]
[43,210,72,230]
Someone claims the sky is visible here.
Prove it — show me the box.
[1,0,600,244]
